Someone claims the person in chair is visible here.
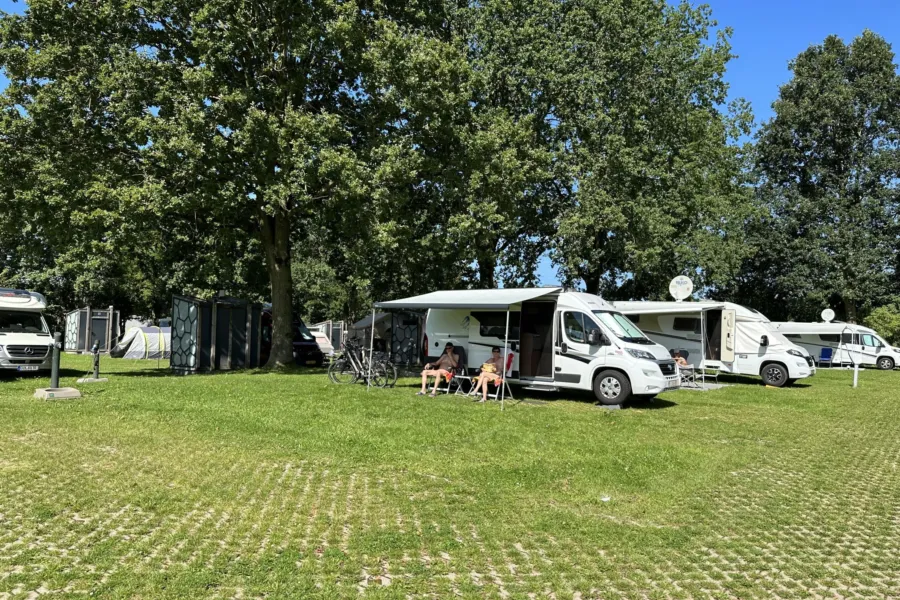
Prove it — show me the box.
[418,342,459,397]
[470,347,504,403]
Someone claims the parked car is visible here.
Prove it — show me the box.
[260,312,325,367]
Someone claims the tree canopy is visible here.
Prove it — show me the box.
[1,1,897,346]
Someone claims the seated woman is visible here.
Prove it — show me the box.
[418,342,459,397]
[470,347,504,403]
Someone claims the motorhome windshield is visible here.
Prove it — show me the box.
[294,320,316,342]
[593,311,653,344]
[0,310,47,333]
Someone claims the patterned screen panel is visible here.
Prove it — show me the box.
[391,312,421,366]
[171,296,200,373]
[64,310,80,351]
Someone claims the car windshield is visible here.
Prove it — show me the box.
[593,311,652,344]
[0,310,47,333]
[295,320,315,342]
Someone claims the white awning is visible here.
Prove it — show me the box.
[375,288,562,310]
[612,301,726,316]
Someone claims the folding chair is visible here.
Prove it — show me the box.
[435,346,469,395]
[484,351,515,401]
[818,347,834,368]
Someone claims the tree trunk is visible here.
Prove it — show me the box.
[260,208,294,368]
[582,269,601,296]
[478,255,496,288]
[844,297,858,324]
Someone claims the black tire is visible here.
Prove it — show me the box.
[592,370,631,405]
[877,356,895,371]
[328,358,357,384]
[761,363,789,387]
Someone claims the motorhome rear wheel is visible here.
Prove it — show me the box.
[592,370,631,405]
[877,357,895,370]
[761,363,788,387]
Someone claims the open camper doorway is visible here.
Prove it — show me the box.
[704,309,722,361]
[519,301,555,379]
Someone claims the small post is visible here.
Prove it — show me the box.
[92,340,100,379]
[35,332,81,399]
[367,308,376,392]
[77,339,108,383]
[853,361,859,388]
[50,331,62,389]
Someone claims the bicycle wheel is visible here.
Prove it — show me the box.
[368,362,393,388]
[328,358,358,384]
[380,361,398,388]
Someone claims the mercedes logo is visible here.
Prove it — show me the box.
[24,347,34,355]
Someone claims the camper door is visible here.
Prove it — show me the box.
[721,309,736,363]
[555,310,601,384]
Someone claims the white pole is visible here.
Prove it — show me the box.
[367,308,376,392]
[501,309,510,412]
[699,309,706,389]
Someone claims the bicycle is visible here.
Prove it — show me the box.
[328,340,397,388]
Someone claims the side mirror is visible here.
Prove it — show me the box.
[587,329,601,346]
[760,335,769,347]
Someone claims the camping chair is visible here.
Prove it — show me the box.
[483,351,515,401]
[818,347,834,368]
[679,364,700,388]
[435,346,468,395]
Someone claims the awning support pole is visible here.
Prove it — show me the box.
[367,307,375,392]
[700,309,706,390]
[501,309,510,412]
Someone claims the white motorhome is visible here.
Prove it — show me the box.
[0,288,53,373]
[611,301,816,387]
[772,322,900,371]
[375,288,680,405]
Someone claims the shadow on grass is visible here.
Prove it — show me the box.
[715,373,812,389]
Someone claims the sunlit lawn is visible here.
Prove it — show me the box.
[0,356,897,598]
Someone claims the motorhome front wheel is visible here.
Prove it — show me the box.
[762,363,788,387]
[877,357,895,370]
[593,370,631,405]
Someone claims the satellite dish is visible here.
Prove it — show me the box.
[669,276,694,302]
[821,308,835,323]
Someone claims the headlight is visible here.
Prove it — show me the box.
[625,348,655,361]
[787,349,804,358]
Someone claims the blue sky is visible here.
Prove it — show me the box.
[2,0,899,285]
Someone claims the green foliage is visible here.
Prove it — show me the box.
[732,32,900,322]
[865,303,900,345]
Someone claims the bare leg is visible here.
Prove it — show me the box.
[430,374,442,394]
[420,371,429,393]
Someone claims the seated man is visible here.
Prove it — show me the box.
[673,351,689,367]
[470,347,504,403]
[418,342,459,397]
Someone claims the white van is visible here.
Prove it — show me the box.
[0,288,53,373]
[772,322,900,370]
[377,288,680,405]
[612,301,816,387]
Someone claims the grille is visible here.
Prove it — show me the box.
[5,345,50,359]
[658,360,676,376]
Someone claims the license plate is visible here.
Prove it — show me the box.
[306,360,318,365]
[665,379,680,389]
[17,365,39,372]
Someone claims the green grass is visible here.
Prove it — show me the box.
[1,356,898,598]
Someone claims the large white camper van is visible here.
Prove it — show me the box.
[611,301,816,387]
[772,322,900,370]
[0,288,53,373]
[375,288,680,405]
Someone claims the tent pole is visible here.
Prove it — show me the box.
[501,309,510,412]
[367,308,375,392]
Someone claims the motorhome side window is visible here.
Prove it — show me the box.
[562,312,587,343]
[472,311,521,340]
[841,332,858,344]
[817,334,840,343]
[673,317,701,334]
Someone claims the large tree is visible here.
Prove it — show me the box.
[735,31,900,322]
[0,0,466,365]
[543,0,753,299]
